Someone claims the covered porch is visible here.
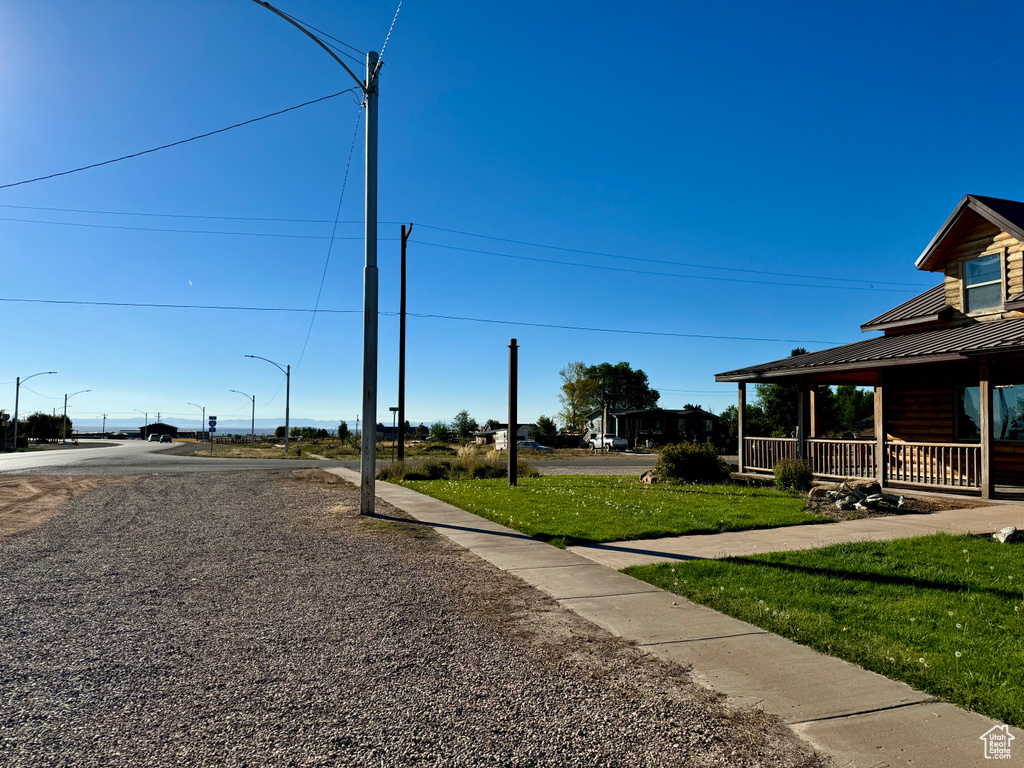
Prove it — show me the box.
[718,336,1024,499]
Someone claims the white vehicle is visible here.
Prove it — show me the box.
[588,433,628,451]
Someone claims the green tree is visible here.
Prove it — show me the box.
[718,403,767,438]
[557,361,598,436]
[24,412,67,443]
[753,348,807,437]
[535,415,558,440]
[833,385,874,434]
[452,410,478,440]
[338,421,350,441]
[585,361,660,412]
[429,421,451,442]
[290,426,301,439]
[484,418,501,430]
[275,425,286,439]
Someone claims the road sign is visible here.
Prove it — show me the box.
[209,416,217,427]
[208,427,216,433]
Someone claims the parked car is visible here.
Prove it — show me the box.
[516,441,553,453]
[159,434,172,443]
[147,434,160,442]
[588,434,629,451]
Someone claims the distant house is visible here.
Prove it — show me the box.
[141,422,177,439]
[473,423,533,445]
[585,408,721,447]
[716,194,1024,498]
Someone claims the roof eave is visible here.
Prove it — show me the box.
[714,352,970,383]
[860,310,950,333]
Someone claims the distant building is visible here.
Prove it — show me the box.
[140,422,178,439]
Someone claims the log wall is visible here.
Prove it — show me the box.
[942,217,1024,319]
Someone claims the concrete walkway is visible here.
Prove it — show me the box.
[568,504,1024,568]
[328,468,1024,767]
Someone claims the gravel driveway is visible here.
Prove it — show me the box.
[0,470,823,767]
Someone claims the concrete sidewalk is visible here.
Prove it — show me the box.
[567,504,1024,568]
[329,468,1024,767]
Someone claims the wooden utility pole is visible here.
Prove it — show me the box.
[508,338,519,486]
[397,223,412,461]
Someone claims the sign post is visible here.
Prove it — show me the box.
[208,416,217,455]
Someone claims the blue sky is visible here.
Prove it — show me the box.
[2,0,1023,432]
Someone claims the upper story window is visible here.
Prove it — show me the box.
[963,253,1002,313]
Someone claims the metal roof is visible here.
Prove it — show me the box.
[916,194,1024,272]
[715,317,1024,382]
[860,284,948,331]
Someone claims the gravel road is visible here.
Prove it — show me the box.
[0,470,823,767]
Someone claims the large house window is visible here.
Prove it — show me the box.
[955,384,1024,441]
[963,253,1002,313]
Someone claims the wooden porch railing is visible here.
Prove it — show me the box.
[743,437,797,472]
[886,441,980,488]
[807,438,875,479]
[742,437,981,489]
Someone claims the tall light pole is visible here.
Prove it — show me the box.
[62,389,92,443]
[245,355,289,454]
[230,390,255,445]
[252,0,380,516]
[12,371,56,451]
[187,402,206,443]
[133,409,149,439]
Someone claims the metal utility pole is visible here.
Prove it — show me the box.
[245,355,290,454]
[101,414,107,436]
[230,390,255,445]
[397,223,412,461]
[508,339,519,486]
[187,403,205,442]
[250,1,380,515]
[12,371,56,451]
[389,406,399,461]
[62,389,91,443]
[133,410,149,439]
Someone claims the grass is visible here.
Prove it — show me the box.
[625,533,1024,728]
[400,475,824,546]
[192,444,302,459]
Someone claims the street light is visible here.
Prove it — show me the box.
[252,0,380,516]
[133,409,149,439]
[245,354,290,455]
[229,390,255,445]
[187,402,206,443]
[11,371,57,451]
[62,389,92,443]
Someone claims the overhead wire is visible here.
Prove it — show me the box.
[373,0,403,77]
[298,107,363,366]
[0,296,842,344]
[0,89,359,191]
[0,216,371,240]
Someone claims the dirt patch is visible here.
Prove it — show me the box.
[0,475,123,538]
[808,488,985,522]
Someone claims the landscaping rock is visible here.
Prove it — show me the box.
[993,526,1023,544]
[807,486,829,501]
[835,497,857,511]
[640,469,658,484]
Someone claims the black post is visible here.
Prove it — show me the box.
[508,338,518,486]
[398,223,412,461]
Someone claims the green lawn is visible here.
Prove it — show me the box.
[401,475,826,546]
[625,533,1024,728]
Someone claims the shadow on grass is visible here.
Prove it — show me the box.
[721,556,1022,601]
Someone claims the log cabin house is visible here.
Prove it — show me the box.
[716,194,1024,498]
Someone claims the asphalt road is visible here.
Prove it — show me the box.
[0,441,659,477]
[0,440,338,475]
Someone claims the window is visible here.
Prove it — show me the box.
[955,384,1024,441]
[963,253,1002,313]
[701,419,713,431]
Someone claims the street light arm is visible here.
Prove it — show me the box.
[23,371,57,384]
[250,0,366,91]
[245,354,286,376]
[67,389,92,400]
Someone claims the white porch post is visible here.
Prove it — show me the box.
[737,383,746,473]
[980,360,994,499]
[874,375,886,487]
[797,379,808,460]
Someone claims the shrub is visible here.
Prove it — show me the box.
[655,441,728,485]
[377,454,539,482]
[420,443,456,455]
[773,457,813,491]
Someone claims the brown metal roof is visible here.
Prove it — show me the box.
[916,194,1024,272]
[715,317,1024,382]
[860,284,948,332]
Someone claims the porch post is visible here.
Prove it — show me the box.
[874,375,886,487]
[809,386,818,438]
[797,379,808,460]
[980,360,994,499]
[737,383,746,473]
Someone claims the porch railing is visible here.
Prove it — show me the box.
[742,437,981,489]
[886,441,980,488]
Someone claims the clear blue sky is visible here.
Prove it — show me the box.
[3,1,1022,432]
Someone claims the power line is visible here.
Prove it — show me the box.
[374,0,403,77]
[0,89,359,191]
[414,225,923,288]
[0,296,842,344]
[412,240,913,293]
[298,108,363,366]
[0,216,369,240]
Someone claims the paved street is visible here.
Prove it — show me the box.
[0,470,822,767]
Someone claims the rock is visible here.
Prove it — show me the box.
[845,480,881,496]
[880,493,905,508]
[640,469,658,484]
[993,526,1023,544]
[835,497,856,511]
[808,487,829,501]
[860,493,885,509]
